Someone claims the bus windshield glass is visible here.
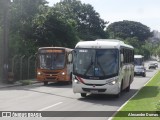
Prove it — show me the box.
[134,58,142,65]
[39,50,65,70]
[73,49,119,78]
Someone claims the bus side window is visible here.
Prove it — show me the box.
[120,49,124,66]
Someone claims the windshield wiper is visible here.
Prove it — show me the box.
[97,60,105,76]
[84,57,94,76]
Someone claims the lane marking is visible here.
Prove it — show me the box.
[38,102,63,111]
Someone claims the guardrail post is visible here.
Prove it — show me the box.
[28,55,34,79]
[20,55,25,80]
[11,55,19,73]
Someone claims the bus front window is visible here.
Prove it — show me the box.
[73,49,119,78]
[96,49,119,76]
[134,58,142,65]
[73,49,95,76]
[39,53,65,70]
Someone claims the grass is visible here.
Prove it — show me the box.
[112,71,160,120]
[19,79,37,85]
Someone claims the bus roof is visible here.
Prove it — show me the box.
[75,39,134,49]
[134,55,144,58]
[38,47,72,51]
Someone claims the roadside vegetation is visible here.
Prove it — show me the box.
[112,71,160,120]
[19,79,37,85]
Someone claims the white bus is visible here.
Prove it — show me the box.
[72,39,134,97]
[134,55,146,77]
[134,55,144,66]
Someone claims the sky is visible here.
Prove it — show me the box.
[46,0,160,31]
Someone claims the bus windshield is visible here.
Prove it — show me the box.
[134,58,143,65]
[39,52,65,70]
[73,49,119,79]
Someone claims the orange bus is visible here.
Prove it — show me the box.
[37,47,73,85]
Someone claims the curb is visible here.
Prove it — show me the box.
[0,83,22,89]
[0,80,40,89]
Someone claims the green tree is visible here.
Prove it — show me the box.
[34,10,79,48]
[156,45,160,58]
[107,20,152,41]
[53,0,107,40]
[124,37,152,59]
[9,0,48,56]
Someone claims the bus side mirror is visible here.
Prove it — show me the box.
[68,53,73,63]
[121,54,124,62]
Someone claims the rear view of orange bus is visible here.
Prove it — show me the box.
[37,47,73,85]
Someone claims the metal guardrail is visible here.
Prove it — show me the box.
[10,55,36,81]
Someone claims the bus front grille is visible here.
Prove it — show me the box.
[43,71,59,74]
[46,77,57,80]
[82,88,106,92]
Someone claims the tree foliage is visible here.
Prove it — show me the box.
[107,20,152,41]
[9,0,48,56]
[107,20,153,59]
[9,0,107,58]
[34,11,79,48]
[156,45,160,58]
[53,0,107,40]
[124,37,151,59]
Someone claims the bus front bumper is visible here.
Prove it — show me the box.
[72,82,120,95]
[37,73,69,82]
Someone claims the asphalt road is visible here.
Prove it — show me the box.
[0,61,159,120]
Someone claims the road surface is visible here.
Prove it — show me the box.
[0,61,159,120]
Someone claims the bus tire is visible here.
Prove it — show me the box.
[126,79,131,92]
[126,83,130,92]
[142,73,146,77]
[81,93,87,97]
[115,80,123,98]
[44,81,48,86]
[66,74,72,84]
[69,73,72,84]
[66,80,72,84]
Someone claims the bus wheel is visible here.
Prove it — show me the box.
[126,84,130,92]
[66,80,72,84]
[44,81,48,86]
[81,93,87,97]
[126,79,131,92]
[115,93,121,98]
[142,73,146,77]
[115,81,123,98]
[70,73,72,83]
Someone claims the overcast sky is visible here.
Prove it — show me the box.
[46,0,160,31]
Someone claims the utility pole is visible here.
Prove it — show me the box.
[1,0,10,83]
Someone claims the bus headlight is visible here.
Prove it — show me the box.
[37,72,41,75]
[61,72,66,75]
[74,79,79,83]
[107,77,118,85]
[112,81,116,85]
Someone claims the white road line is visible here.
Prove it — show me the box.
[38,102,63,111]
